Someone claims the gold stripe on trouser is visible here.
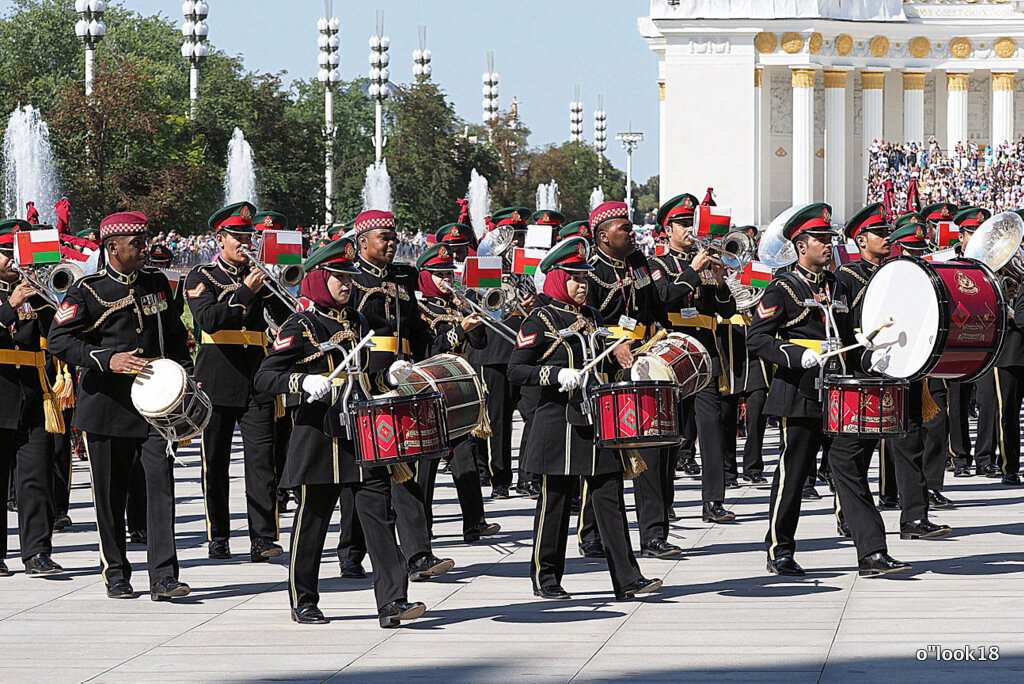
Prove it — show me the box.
[576,480,590,544]
[767,418,787,561]
[995,369,1007,473]
[533,475,548,589]
[82,433,109,585]
[833,490,842,523]
[289,485,306,607]
[201,430,213,540]
[878,442,887,496]
[944,380,956,460]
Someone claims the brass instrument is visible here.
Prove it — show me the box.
[690,230,756,270]
[443,282,517,344]
[475,225,536,315]
[239,247,304,312]
[12,262,86,307]
[962,211,1024,292]
[724,269,766,311]
[758,204,807,269]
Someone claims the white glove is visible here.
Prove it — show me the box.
[855,331,880,352]
[557,368,582,393]
[630,358,651,381]
[388,360,414,385]
[801,348,822,369]
[301,375,333,401]
[869,348,890,372]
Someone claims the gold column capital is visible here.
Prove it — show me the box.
[902,72,926,91]
[992,72,1016,91]
[659,81,665,100]
[823,70,847,89]
[861,71,885,90]
[791,68,815,89]
[946,72,969,91]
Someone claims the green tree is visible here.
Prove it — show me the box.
[525,142,625,222]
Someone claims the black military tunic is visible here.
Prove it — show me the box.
[717,311,770,481]
[48,264,190,588]
[253,304,407,611]
[991,288,1024,477]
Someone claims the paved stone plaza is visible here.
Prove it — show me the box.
[2,418,1024,682]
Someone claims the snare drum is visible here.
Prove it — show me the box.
[130,359,212,442]
[590,381,680,450]
[824,376,908,437]
[350,392,448,467]
[393,354,486,439]
[861,257,1006,381]
[635,332,712,398]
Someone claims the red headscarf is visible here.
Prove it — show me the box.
[418,270,449,299]
[543,268,575,306]
[300,269,340,310]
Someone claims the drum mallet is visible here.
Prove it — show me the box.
[580,338,629,375]
[816,317,894,363]
[307,332,377,403]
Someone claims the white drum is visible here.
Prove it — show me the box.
[131,359,212,442]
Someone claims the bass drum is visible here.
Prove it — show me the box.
[860,256,1006,382]
[393,354,486,440]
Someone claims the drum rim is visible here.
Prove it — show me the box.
[823,374,909,388]
[352,390,443,410]
[947,257,1008,382]
[131,360,189,416]
[592,380,679,392]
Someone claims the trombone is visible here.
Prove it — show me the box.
[443,281,518,344]
[239,247,304,313]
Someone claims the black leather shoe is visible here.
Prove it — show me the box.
[291,605,327,624]
[614,577,662,601]
[208,539,230,560]
[533,584,571,600]
[724,480,740,490]
[277,490,291,514]
[837,519,852,538]
[702,501,736,523]
[524,482,541,499]
[945,457,954,472]
[52,513,72,531]
[953,465,974,478]
[666,508,678,522]
[767,557,805,576]
[106,580,134,599]
[150,577,191,601]
[980,464,1002,478]
[858,552,911,577]
[491,485,510,499]
[818,469,835,492]
[464,522,501,543]
[1002,473,1022,486]
[801,485,821,500]
[340,561,367,579]
[129,529,147,545]
[578,541,606,558]
[0,560,10,577]
[878,495,900,509]
[640,539,683,558]
[408,553,454,581]
[900,518,952,540]
[929,490,954,508]
[743,474,768,486]
[378,600,426,628]
[24,553,63,576]
[250,537,284,562]
[681,457,701,476]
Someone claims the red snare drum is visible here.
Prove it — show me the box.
[350,392,448,467]
[590,381,680,450]
[636,332,712,398]
[861,257,1007,381]
[824,376,908,437]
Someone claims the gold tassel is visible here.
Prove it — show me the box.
[717,374,730,394]
[60,365,75,408]
[390,462,414,483]
[176,439,192,447]
[43,393,65,434]
[621,449,648,479]
[921,381,940,422]
[274,394,286,420]
[471,401,493,439]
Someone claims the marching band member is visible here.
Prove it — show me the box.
[184,202,290,562]
[0,220,63,577]
[253,238,425,627]
[990,208,1024,487]
[508,237,661,601]
[48,212,191,600]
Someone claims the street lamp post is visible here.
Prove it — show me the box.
[412,25,431,82]
[181,1,210,116]
[74,0,106,97]
[482,52,499,125]
[569,85,583,143]
[368,14,390,165]
[317,4,341,226]
[616,124,643,222]
[594,95,607,187]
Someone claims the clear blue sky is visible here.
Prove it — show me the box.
[4,0,660,181]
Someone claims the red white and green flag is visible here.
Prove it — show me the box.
[832,240,861,266]
[695,205,731,237]
[740,260,772,289]
[160,268,182,296]
[453,263,464,286]
[464,256,502,288]
[260,229,303,265]
[15,228,61,266]
[654,244,668,256]
[934,221,956,248]
[511,247,545,275]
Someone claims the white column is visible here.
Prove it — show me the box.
[902,71,925,143]
[754,68,762,223]
[861,71,885,197]
[992,71,1015,148]
[792,67,815,205]
[85,47,95,97]
[946,72,969,150]
[325,87,335,226]
[823,69,847,220]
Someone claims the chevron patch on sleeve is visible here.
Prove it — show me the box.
[54,302,77,325]
[186,282,206,299]
[273,334,293,351]
[755,301,777,319]
[516,330,536,348]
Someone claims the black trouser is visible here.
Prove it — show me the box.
[201,401,278,542]
[694,383,726,503]
[765,418,823,560]
[516,386,541,488]
[993,366,1024,476]
[881,420,930,525]
[674,395,697,466]
[0,425,54,561]
[533,472,642,594]
[274,408,293,492]
[416,437,486,535]
[125,459,147,533]
[289,479,406,611]
[51,413,74,517]
[723,392,768,482]
[921,379,951,490]
[827,435,888,561]
[480,364,518,489]
[580,446,670,547]
[84,431,178,586]
[972,372,998,471]
[338,472,433,567]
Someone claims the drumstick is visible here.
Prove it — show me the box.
[579,339,627,375]
[816,317,895,363]
[307,332,376,403]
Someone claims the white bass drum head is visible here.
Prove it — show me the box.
[861,259,940,379]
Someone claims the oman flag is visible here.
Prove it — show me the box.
[695,205,731,237]
[740,261,772,289]
[160,268,182,296]
[511,247,545,275]
[260,229,303,265]
[15,228,61,266]
[934,221,956,248]
[464,256,502,288]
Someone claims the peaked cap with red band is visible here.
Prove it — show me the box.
[100,211,149,241]
[557,221,590,242]
[539,236,593,273]
[353,209,395,236]
[783,203,837,241]
[208,202,256,233]
[0,219,31,248]
[589,201,630,230]
[920,202,957,224]
[303,236,359,274]
[491,206,531,228]
[416,243,456,271]
[655,193,699,227]
[435,222,475,247]
[953,206,991,232]
[844,202,892,241]
[530,209,565,227]
[253,211,288,232]
[148,244,174,265]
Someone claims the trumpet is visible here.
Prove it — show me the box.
[444,282,518,344]
[12,262,85,307]
[456,284,508,312]
[691,230,756,270]
[239,247,304,313]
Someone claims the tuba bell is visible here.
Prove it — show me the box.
[758,204,807,269]
[962,211,1024,290]
[48,262,85,294]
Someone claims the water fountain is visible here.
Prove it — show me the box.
[3,105,60,222]
[467,168,490,238]
[535,179,560,212]
[223,127,257,204]
[589,186,605,212]
[361,160,392,212]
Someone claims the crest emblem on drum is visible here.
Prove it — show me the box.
[882,389,894,410]
[955,270,979,295]
[951,302,970,327]
[619,405,637,430]
[374,416,395,445]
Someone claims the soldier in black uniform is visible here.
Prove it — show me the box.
[0,220,64,577]
[254,238,426,627]
[414,243,500,543]
[748,203,909,576]
[49,211,192,600]
[184,202,289,562]
[649,193,738,523]
[508,237,661,601]
[339,209,453,582]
